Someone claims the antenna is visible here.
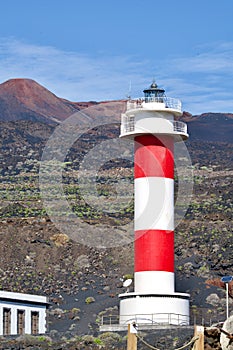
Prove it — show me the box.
[126,80,132,99]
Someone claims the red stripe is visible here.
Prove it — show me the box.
[134,135,174,179]
[135,229,174,272]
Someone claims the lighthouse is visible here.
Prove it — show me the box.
[119,81,190,326]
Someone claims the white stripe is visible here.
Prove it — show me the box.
[135,177,174,231]
[135,271,174,293]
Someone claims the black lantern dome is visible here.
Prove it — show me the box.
[143,81,165,101]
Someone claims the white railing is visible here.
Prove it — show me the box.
[173,120,188,134]
[101,312,224,327]
[127,97,182,112]
[121,116,187,135]
[102,313,189,326]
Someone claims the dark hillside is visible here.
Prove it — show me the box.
[187,113,233,143]
[0,80,232,345]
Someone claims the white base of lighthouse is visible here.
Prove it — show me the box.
[119,292,190,326]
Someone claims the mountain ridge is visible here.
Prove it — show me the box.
[0,78,98,124]
[0,78,232,143]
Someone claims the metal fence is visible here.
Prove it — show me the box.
[121,115,187,135]
[102,313,188,326]
[126,97,182,112]
[101,308,225,327]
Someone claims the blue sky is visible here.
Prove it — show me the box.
[0,0,233,114]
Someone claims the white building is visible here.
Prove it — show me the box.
[0,290,48,335]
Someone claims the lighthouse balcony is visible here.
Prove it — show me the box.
[126,96,182,112]
[120,114,188,141]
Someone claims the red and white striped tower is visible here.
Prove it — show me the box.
[119,81,190,326]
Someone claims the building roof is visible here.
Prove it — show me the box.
[0,290,49,305]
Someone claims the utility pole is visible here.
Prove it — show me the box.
[127,323,137,350]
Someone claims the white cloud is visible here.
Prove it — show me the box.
[0,38,233,114]
[0,37,147,101]
[160,42,233,113]
[171,42,233,73]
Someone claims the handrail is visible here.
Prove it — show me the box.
[121,116,187,135]
[102,312,189,326]
[126,97,182,112]
[173,120,188,134]
[101,310,224,327]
